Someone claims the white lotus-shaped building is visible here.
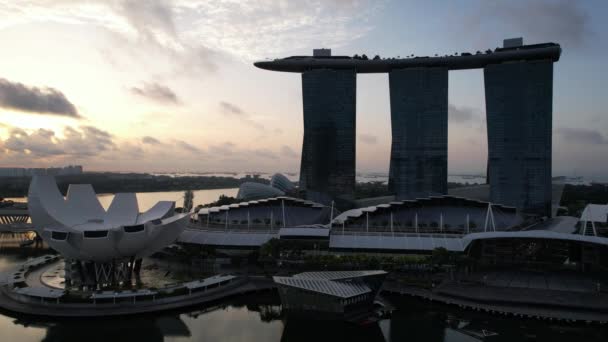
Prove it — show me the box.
[28,176,189,263]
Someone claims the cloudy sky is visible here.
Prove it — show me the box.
[0,0,606,180]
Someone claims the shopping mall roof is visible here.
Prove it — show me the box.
[197,196,326,216]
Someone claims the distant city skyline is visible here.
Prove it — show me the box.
[0,1,607,181]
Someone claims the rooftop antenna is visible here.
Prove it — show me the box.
[581,219,598,236]
[282,199,286,228]
[483,203,496,232]
[329,200,335,225]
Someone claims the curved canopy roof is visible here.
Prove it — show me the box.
[332,195,519,226]
[236,182,284,200]
[198,196,326,215]
[270,173,295,192]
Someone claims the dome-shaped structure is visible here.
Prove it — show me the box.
[270,173,295,193]
[237,182,284,201]
[28,176,189,262]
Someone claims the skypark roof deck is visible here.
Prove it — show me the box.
[254,43,561,73]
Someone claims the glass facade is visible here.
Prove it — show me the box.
[300,69,356,204]
[484,60,553,216]
[388,68,448,200]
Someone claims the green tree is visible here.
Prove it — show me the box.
[431,247,450,267]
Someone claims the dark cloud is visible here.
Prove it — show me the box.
[142,136,161,145]
[448,104,477,124]
[174,140,202,153]
[118,142,145,159]
[3,128,63,156]
[557,127,608,145]
[252,149,278,160]
[117,0,176,40]
[109,1,219,74]
[243,120,264,131]
[359,134,377,145]
[280,145,299,158]
[59,125,114,156]
[474,1,590,47]
[0,78,79,117]
[209,142,235,155]
[219,101,265,131]
[2,125,113,158]
[131,82,180,104]
[219,101,244,116]
[176,46,220,75]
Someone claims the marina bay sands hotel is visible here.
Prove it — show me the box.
[255,38,561,216]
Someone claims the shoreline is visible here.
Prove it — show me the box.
[1,256,607,323]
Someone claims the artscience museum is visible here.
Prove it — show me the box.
[27,176,189,287]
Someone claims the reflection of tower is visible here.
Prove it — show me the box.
[300,67,356,204]
[281,319,385,342]
[388,68,448,199]
[35,315,191,342]
[388,300,446,342]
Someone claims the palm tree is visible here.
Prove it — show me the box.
[183,190,194,212]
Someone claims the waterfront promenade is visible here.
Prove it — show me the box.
[2,254,607,323]
[0,255,275,317]
[0,276,275,317]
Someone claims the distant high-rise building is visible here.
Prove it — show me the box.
[388,68,448,199]
[0,165,83,177]
[485,60,553,216]
[300,68,356,204]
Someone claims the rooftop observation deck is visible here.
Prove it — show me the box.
[254,43,561,73]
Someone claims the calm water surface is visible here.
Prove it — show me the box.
[1,244,607,342]
[5,188,239,210]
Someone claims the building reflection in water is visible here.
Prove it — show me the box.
[13,315,191,342]
[6,292,608,342]
[281,319,386,342]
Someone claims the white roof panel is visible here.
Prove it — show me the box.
[273,276,371,298]
[138,201,174,224]
[106,193,139,226]
[293,270,386,281]
[580,204,608,223]
[65,184,105,221]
